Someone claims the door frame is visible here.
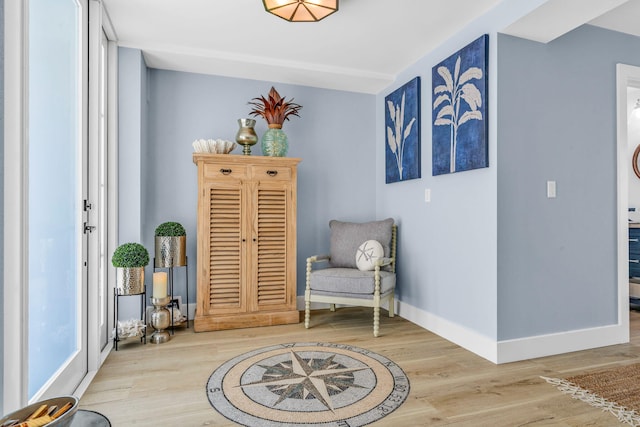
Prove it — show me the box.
[616,63,640,336]
[77,0,119,396]
[5,0,90,404]
[4,0,29,412]
[64,0,119,398]
[2,0,118,410]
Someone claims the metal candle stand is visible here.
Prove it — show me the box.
[153,256,189,334]
[150,296,171,344]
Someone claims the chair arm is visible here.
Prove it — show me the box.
[306,255,330,292]
[372,257,395,296]
[307,254,330,264]
[374,257,394,268]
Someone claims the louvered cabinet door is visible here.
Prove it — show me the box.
[202,181,247,316]
[193,154,300,331]
[251,180,294,312]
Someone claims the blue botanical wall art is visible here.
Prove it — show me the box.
[385,76,421,184]
[432,34,488,176]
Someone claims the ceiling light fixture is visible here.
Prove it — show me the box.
[263,0,338,22]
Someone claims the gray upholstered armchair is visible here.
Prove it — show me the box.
[304,218,397,337]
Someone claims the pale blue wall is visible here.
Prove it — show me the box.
[118,47,146,244]
[0,0,4,413]
[497,26,640,340]
[117,47,148,318]
[374,1,547,341]
[131,68,376,303]
[116,3,637,353]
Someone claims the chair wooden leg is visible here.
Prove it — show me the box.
[373,305,380,337]
[330,304,336,312]
[389,294,395,318]
[305,258,312,329]
[304,292,311,329]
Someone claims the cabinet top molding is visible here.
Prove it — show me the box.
[192,153,301,166]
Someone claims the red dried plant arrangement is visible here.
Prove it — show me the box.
[248,86,302,127]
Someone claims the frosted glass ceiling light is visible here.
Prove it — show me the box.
[263,0,338,22]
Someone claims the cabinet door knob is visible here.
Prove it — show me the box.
[220,168,232,175]
[266,170,278,177]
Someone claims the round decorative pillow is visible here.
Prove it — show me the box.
[355,240,384,271]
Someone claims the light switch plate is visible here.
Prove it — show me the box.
[547,181,556,198]
[425,188,431,203]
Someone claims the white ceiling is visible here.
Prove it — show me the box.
[102,0,640,94]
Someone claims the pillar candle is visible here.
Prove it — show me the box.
[153,272,167,298]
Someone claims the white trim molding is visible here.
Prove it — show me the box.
[399,300,630,364]
[106,37,118,358]
[617,63,640,343]
[3,0,28,412]
[298,296,632,365]
[496,323,628,364]
[396,300,498,363]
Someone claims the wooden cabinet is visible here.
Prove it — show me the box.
[192,154,301,331]
[630,226,640,278]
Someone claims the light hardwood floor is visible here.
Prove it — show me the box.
[80,307,640,426]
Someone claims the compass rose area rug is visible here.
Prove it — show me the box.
[206,342,410,427]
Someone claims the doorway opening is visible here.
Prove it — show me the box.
[616,64,640,337]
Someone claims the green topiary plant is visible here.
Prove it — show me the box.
[154,221,186,237]
[111,243,150,268]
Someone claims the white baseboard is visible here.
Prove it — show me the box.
[73,370,98,399]
[396,300,630,364]
[496,323,628,364]
[395,300,499,363]
[298,296,630,364]
[186,302,196,319]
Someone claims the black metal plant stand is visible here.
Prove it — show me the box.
[153,256,189,334]
[113,288,146,351]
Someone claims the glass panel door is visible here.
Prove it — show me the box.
[28,0,88,400]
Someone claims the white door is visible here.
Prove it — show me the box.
[27,0,89,400]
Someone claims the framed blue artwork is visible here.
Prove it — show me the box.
[385,76,421,184]
[432,34,488,176]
